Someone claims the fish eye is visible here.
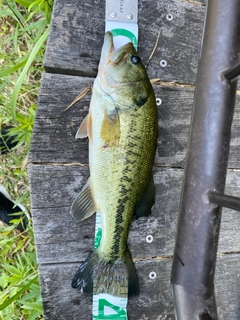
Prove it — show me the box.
[131,55,141,64]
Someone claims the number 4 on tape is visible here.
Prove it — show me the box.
[93,294,128,319]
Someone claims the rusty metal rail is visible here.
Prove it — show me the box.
[171,1,240,319]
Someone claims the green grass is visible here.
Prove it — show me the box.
[0,0,53,318]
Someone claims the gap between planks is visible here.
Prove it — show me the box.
[133,251,240,263]
[27,162,184,169]
[36,251,240,268]
[27,163,240,172]
[178,0,205,6]
[40,72,240,95]
[39,72,240,96]
[37,256,173,267]
[28,162,89,166]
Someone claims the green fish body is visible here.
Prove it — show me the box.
[71,32,158,297]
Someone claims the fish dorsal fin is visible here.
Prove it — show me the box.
[135,173,155,219]
[70,180,97,221]
[76,114,89,139]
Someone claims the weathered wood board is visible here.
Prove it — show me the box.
[44,0,206,84]
[37,254,240,320]
[28,0,240,318]
[28,163,240,264]
[29,73,240,168]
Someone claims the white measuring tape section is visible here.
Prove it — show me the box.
[105,0,138,50]
[92,1,138,319]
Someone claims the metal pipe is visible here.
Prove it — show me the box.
[171,1,240,319]
[222,62,240,82]
[208,191,240,212]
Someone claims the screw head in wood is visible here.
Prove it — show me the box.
[160,60,167,67]
[156,98,162,106]
[146,235,153,243]
[149,271,157,279]
[166,13,173,21]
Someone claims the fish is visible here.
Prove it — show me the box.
[71,31,158,297]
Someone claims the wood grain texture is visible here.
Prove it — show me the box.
[44,0,206,84]
[38,254,240,320]
[28,164,240,265]
[29,73,240,168]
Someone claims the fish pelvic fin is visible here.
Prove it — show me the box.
[71,249,139,298]
[75,113,93,140]
[70,180,97,221]
[135,173,155,219]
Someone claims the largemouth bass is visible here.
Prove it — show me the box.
[71,32,158,297]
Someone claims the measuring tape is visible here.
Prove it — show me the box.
[92,1,138,319]
[105,0,138,50]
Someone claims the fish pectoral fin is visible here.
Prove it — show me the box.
[70,181,97,221]
[134,173,155,219]
[101,110,120,147]
[75,114,89,139]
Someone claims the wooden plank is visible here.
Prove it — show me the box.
[44,0,206,84]
[28,164,240,265]
[38,254,240,320]
[29,73,240,168]
[39,259,175,320]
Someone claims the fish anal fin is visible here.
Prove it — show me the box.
[101,110,120,148]
[135,174,155,219]
[70,181,97,221]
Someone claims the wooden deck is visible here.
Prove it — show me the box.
[28,0,240,319]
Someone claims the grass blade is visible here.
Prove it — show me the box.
[14,0,33,8]
[0,58,28,78]
[10,25,50,123]
[0,275,38,311]
[6,0,26,25]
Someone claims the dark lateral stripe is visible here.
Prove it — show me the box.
[120,176,132,183]
[110,192,129,260]
[109,117,145,260]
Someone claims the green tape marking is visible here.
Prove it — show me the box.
[94,212,102,249]
[93,294,128,320]
[111,28,138,49]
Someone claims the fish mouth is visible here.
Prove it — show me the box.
[101,32,134,64]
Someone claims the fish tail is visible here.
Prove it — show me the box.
[71,249,139,297]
